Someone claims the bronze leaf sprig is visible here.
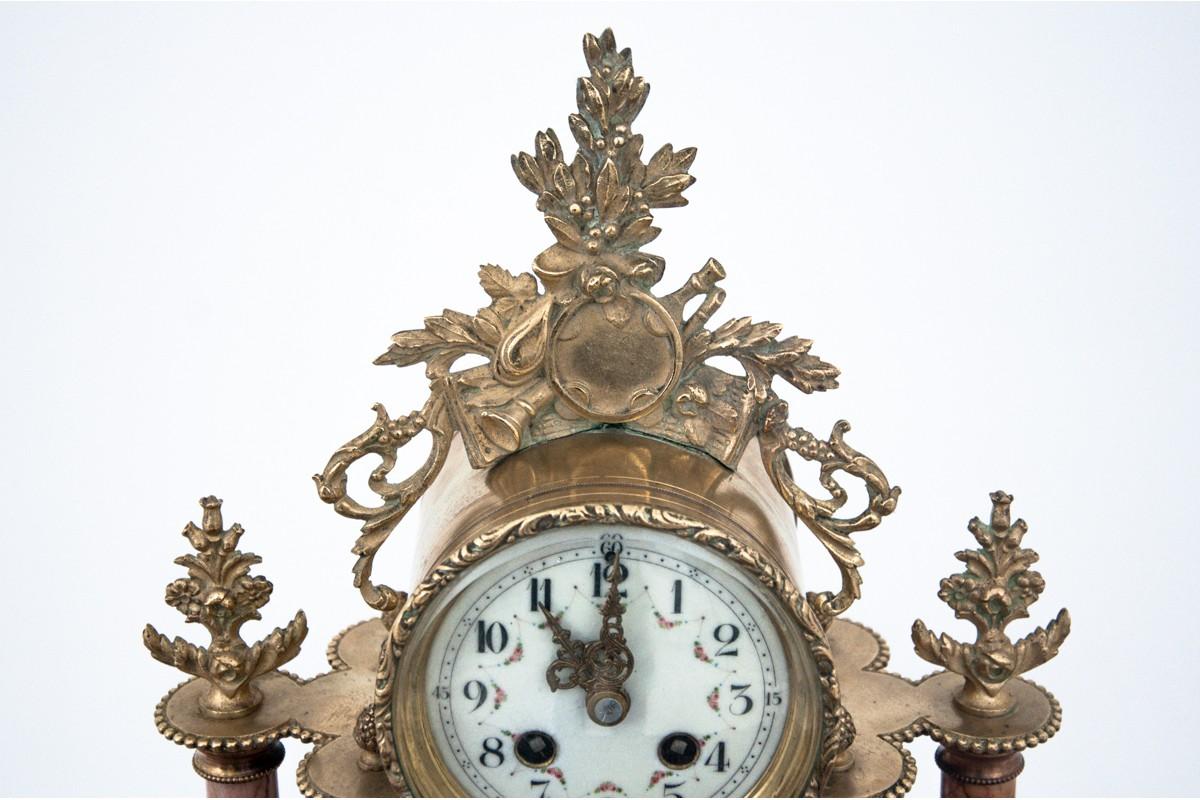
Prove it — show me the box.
[512,28,694,260]
[374,265,543,381]
[684,316,841,402]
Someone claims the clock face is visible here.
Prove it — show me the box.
[421,524,793,798]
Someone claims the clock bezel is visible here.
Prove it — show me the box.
[375,500,849,797]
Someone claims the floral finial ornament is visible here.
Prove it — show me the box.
[143,496,308,718]
[912,491,1071,717]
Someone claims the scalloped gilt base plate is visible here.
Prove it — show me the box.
[151,617,1059,797]
[280,618,1053,798]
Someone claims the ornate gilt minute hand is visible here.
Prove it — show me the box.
[540,552,635,726]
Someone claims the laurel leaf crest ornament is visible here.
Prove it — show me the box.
[316,28,898,626]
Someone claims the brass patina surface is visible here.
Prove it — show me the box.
[303,26,896,796]
[151,619,396,796]
[143,497,308,719]
[153,620,383,754]
[264,487,1061,799]
[268,618,1058,798]
[312,27,898,631]
[379,500,836,796]
[143,24,1069,799]
[147,566,1062,797]
[193,741,285,785]
[912,492,1071,718]
[823,621,1062,798]
[372,430,851,796]
[291,619,848,798]
[417,430,802,583]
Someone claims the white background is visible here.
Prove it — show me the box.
[1,2,1197,796]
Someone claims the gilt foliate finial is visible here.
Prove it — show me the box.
[511,28,694,280]
[143,496,308,719]
[912,491,1070,717]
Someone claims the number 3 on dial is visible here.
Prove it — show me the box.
[422,527,797,798]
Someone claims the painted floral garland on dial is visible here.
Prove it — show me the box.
[425,526,789,798]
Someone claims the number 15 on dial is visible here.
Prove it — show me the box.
[411,525,820,798]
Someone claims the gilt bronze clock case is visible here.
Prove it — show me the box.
[306,29,896,794]
[143,27,1070,800]
[382,432,838,795]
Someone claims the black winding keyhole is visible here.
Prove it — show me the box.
[515,730,558,768]
[657,732,701,769]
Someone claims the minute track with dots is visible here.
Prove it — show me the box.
[425,528,789,798]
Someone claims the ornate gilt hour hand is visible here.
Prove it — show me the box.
[541,604,588,692]
[539,551,635,726]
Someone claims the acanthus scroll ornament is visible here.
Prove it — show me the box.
[912,491,1071,717]
[760,401,902,625]
[316,27,898,623]
[313,394,452,621]
[143,496,308,719]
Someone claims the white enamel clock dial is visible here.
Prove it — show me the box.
[422,525,791,798]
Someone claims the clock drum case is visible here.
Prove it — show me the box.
[143,28,1071,799]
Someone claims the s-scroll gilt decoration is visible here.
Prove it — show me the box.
[912,491,1071,717]
[316,28,897,622]
[143,496,308,719]
[760,403,902,625]
[314,394,452,620]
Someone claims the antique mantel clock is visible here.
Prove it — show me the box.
[143,29,1070,798]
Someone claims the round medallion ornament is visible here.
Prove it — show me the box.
[548,290,682,423]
